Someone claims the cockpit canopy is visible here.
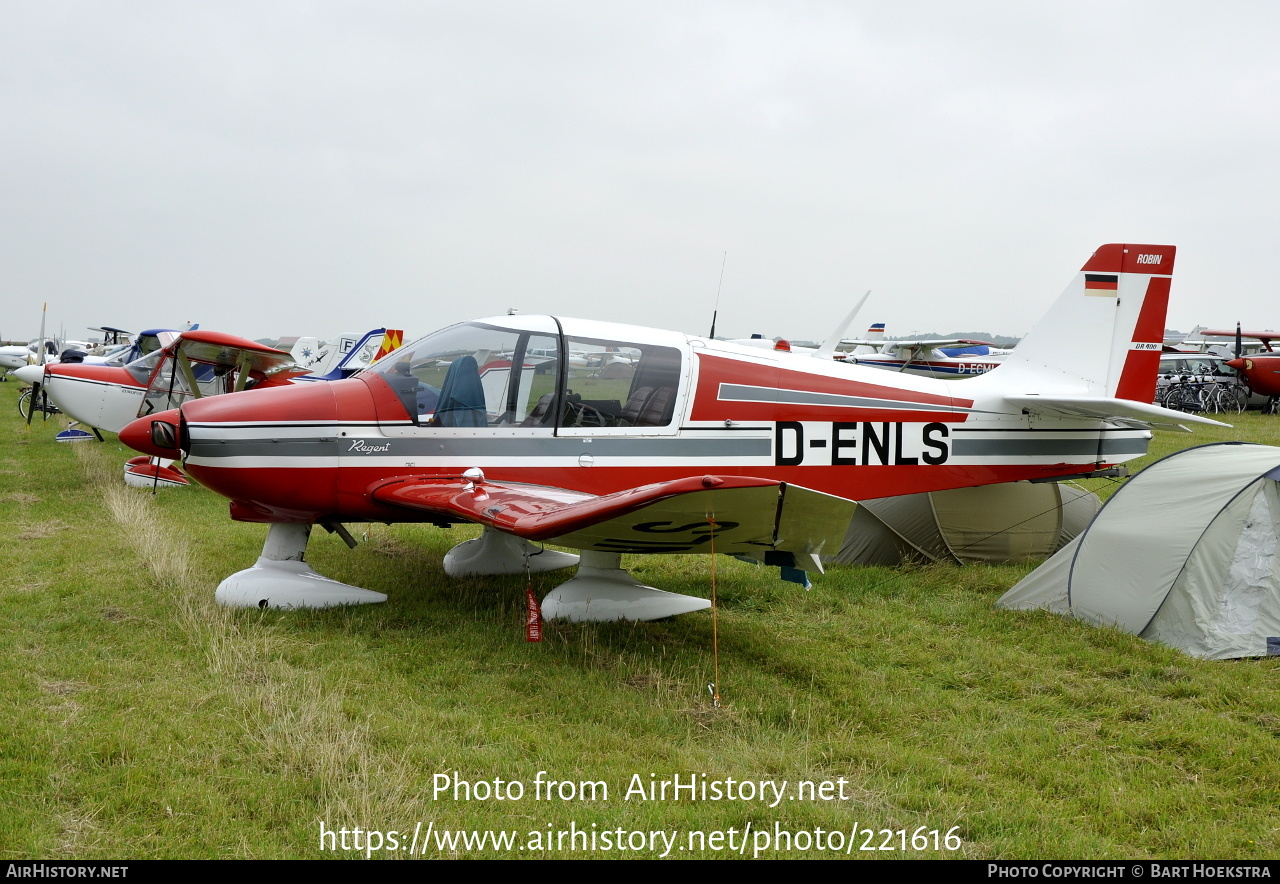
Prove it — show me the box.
[369,319,684,430]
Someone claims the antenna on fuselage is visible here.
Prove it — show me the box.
[813,290,872,361]
[708,251,726,339]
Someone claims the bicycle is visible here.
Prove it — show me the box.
[17,386,61,421]
[1160,375,1247,415]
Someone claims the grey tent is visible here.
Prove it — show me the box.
[998,442,1280,659]
[829,481,1101,566]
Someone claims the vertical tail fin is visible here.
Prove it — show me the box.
[980,244,1174,402]
[375,329,404,361]
[289,336,323,368]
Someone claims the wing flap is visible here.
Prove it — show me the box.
[774,484,862,573]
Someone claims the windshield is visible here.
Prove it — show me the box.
[135,352,250,417]
[370,321,684,430]
[370,322,560,426]
[124,350,163,386]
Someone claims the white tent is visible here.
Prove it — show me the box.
[998,442,1280,659]
[829,481,1100,566]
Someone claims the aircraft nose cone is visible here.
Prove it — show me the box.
[121,409,183,459]
[1226,358,1246,371]
[12,364,44,385]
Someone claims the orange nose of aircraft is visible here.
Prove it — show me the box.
[120,408,184,460]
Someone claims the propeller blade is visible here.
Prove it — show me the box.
[36,302,47,366]
[26,381,38,425]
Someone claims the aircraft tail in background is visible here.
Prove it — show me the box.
[292,328,402,382]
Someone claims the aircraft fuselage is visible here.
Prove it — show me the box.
[126,316,1149,526]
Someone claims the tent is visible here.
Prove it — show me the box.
[998,442,1280,659]
[828,481,1100,566]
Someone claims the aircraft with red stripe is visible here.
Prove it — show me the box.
[837,338,1009,378]
[121,243,1221,620]
[1183,325,1280,403]
[17,328,401,486]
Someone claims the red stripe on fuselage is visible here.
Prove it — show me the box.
[44,363,140,387]
[194,460,1118,524]
[690,353,971,423]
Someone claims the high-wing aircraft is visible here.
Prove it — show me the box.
[1210,325,1280,404]
[96,328,184,366]
[1170,325,1280,405]
[1185,326,1278,355]
[843,322,886,356]
[3,328,182,376]
[1226,353,1280,401]
[16,330,304,484]
[17,328,401,484]
[91,326,133,347]
[835,337,1011,377]
[728,324,1007,379]
[121,244,1220,621]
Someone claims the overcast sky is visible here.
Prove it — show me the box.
[4,1,1279,345]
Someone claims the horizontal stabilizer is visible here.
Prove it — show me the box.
[1004,395,1229,431]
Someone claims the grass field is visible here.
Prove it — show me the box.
[2,381,1278,859]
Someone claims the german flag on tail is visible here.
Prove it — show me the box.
[1084,274,1119,294]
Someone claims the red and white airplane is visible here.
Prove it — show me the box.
[16,331,308,485]
[121,244,1219,620]
[17,328,401,481]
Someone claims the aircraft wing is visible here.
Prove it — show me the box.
[1004,395,1229,431]
[839,337,993,349]
[371,474,855,569]
[1198,328,1280,343]
[174,331,297,373]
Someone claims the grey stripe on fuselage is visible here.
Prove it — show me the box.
[186,427,1144,461]
[718,383,978,413]
[187,434,774,460]
[951,436,1147,457]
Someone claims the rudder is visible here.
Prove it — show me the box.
[977,243,1174,402]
